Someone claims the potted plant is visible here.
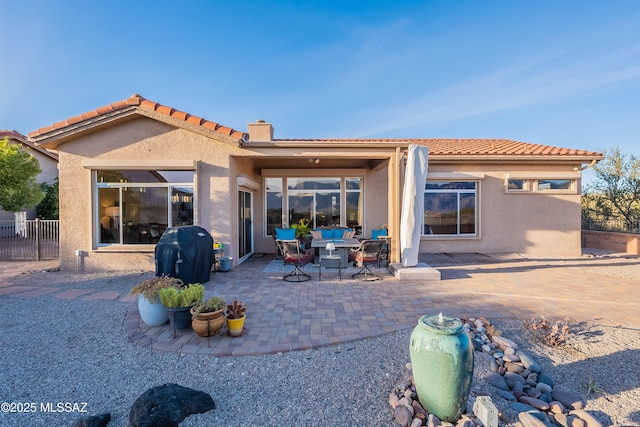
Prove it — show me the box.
[225,299,247,337]
[159,283,205,331]
[190,296,226,337]
[130,275,183,327]
[292,218,312,249]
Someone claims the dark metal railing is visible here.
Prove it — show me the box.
[0,219,60,260]
[581,217,640,234]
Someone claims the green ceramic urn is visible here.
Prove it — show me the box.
[409,314,474,422]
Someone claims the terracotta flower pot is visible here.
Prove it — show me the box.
[190,307,225,337]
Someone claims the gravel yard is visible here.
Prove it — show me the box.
[0,252,638,427]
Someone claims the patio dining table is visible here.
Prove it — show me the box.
[311,238,361,266]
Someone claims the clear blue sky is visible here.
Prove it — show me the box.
[2,1,639,168]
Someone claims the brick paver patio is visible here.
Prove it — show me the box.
[1,253,638,356]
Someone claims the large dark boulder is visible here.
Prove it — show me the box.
[72,413,111,427]
[129,383,215,427]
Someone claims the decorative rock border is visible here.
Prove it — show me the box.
[390,317,604,427]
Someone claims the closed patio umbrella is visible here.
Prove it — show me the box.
[400,144,429,267]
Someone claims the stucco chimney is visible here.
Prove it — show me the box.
[247,120,274,141]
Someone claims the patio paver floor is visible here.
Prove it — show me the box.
[1,253,638,357]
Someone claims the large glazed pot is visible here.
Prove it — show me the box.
[409,314,474,422]
[137,294,169,327]
[165,306,192,330]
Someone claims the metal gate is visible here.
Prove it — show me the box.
[0,219,59,260]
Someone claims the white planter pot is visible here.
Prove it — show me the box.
[137,294,169,326]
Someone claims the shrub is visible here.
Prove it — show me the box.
[159,283,205,308]
[523,316,570,347]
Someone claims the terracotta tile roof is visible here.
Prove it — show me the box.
[274,138,602,157]
[1,129,59,160]
[28,94,247,141]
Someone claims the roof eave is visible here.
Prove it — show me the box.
[242,140,409,149]
[428,154,605,163]
[32,107,245,150]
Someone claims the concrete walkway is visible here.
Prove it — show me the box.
[1,252,638,357]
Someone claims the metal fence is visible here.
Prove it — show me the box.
[581,217,640,234]
[0,219,59,260]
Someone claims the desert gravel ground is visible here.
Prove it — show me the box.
[0,252,638,427]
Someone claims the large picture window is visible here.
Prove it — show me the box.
[288,178,341,227]
[424,181,477,236]
[96,170,194,245]
[265,178,283,236]
[265,176,364,236]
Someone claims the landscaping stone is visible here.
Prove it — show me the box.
[511,402,536,412]
[569,409,603,427]
[538,373,556,388]
[427,413,441,427]
[496,389,517,401]
[517,351,542,373]
[492,335,518,350]
[552,389,584,410]
[549,401,565,414]
[505,362,525,373]
[503,354,521,363]
[484,371,509,390]
[394,405,413,427]
[519,396,550,411]
[504,371,526,384]
[518,411,551,427]
[389,391,399,408]
[128,383,215,427]
[72,413,111,427]
[536,382,553,393]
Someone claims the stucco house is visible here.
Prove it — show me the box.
[27,94,602,272]
[0,130,59,221]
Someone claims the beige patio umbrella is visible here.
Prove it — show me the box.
[400,144,429,267]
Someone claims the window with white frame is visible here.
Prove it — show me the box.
[265,177,283,236]
[96,170,194,245]
[424,181,477,236]
[505,177,577,193]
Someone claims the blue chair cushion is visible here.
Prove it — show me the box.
[332,228,345,239]
[320,229,334,239]
[275,227,296,240]
[371,228,387,240]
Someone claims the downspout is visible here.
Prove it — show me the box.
[577,159,597,172]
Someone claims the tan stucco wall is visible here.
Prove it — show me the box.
[418,163,584,257]
[56,117,246,271]
[50,113,589,271]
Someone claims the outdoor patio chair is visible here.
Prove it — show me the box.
[273,227,297,260]
[371,228,389,267]
[276,239,315,282]
[348,239,385,281]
